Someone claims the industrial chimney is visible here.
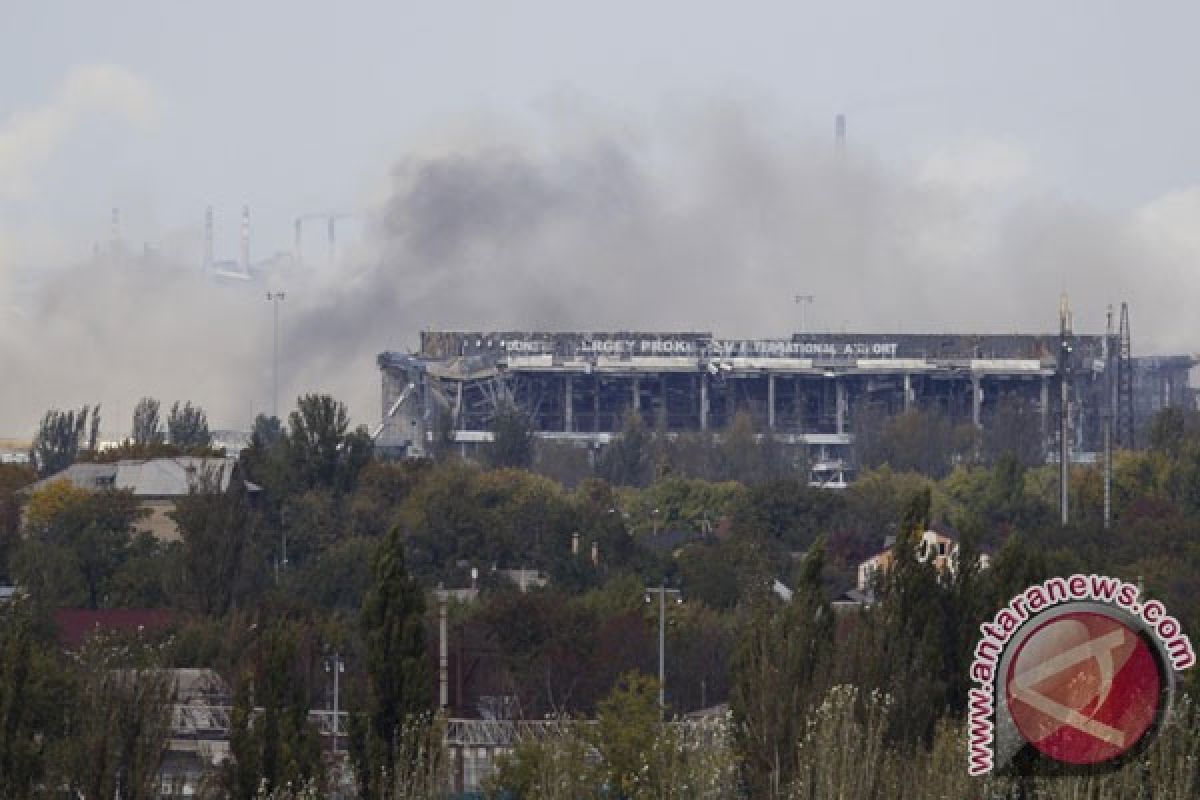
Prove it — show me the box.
[204,206,214,271]
[240,205,250,274]
[294,218,303,267]
[835,113,846,148]
[328,216,336,267]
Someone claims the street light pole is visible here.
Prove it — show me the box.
[266,292,286,419]
[324,652,345,753]
[645,583,682,717]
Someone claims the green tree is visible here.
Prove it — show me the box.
[0,463,36,581]
[355,526,430,799]
[29,405,95,477]
[857,408,976,479]
[981,394,1043,467]
[167,401,212,449]
[131,397,163,447]
[172,469,260,616]
[598,412,654,487]
[730,542,832,797]
[17,485,142,609]
[224,623,324,798]
[488,404,535,469]
[588,671,664,797]
[288,394,373,493]
[0,599,70,797]
[240,413,295,517]
[55,633,175,800]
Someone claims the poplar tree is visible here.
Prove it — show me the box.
[354,525,430,799]
[131,398,163,447]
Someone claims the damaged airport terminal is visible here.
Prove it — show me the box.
[376,327,1195,473]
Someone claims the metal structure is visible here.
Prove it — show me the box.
[1104,306,1114,529]
[203,205,214,271]
[1059,295,1072,526]
[1117,302,1135,448]
[376,327,1195,468]
[240,205,251,272]
[645,583,683,715]
[377,329,1195,464]
[794,294,815,334]
[204,206,255,280]
[266,292,286,419]
[324,653,345,753]
[294,212,357,268]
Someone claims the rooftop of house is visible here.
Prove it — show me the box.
[27,456,257,497]
[54,608,176,650]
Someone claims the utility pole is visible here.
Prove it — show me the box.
[1059,294,1072,526]
[438,585,449,711]
[645,583,682,717]
[324,652,345,753]
[266,292,286,419]
[1104,305,1114,530]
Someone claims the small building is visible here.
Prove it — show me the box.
[495,568,548,592]
[54,608,177,650]
[24,457,258,541]
[856,529,990,594]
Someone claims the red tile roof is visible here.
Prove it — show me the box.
[54,608,176,650]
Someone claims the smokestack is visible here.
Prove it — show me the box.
[294,218,303,267]
[835,114,846,148]
[240,205,250,273]
[204,206,214,270]
[328,215,336,267]
[110,207,120,252]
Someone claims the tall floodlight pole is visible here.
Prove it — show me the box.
[266,292,286,419]
[324,652,345,752]
[1059,295,1072,526]
[1103,305,1114,530]
[645,583,682,717]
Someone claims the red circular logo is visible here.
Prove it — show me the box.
[1005,611,1163,765]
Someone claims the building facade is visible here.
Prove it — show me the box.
[377,331,1194,465]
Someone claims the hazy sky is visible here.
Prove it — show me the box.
[4,1,1200,436]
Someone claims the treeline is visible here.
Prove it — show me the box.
[27,396,218,477]
[4,397,1200,796]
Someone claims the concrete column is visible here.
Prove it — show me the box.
[564,374,574,432]
[971,375,982,428]
[767,374,776,430]
[903,373,913,412]
[835,379,847,435]
[1040,376,1050,444]
[660,376,668,428]
[700,374,709,431]
[794,380,805,433]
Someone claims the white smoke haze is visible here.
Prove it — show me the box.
[3,97,1200,438]
[0,64,157,202]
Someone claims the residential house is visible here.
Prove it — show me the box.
[23,456,258,541]
[856,528,991,595]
